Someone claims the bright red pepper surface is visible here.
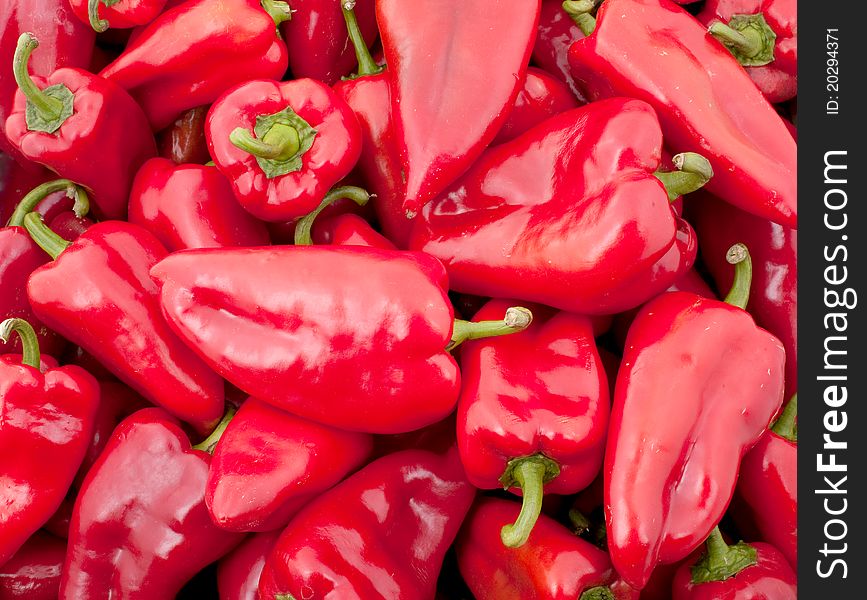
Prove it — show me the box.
[128,157,270,251]
[258,446,475,599]
[206,78,361,222]
[217,530,279,600]
[531,0,588,101]
[99,0,289,131]
[409,98,683,315]
[568,0,797,228]
[0,228,54,356]
[605,291,786,589]
[311,212,396,250]
[70,0,169,32]
[0,531,66,599]
[26,221,225,433]
[377,0,540,215]
[60,408,244,599]
[492,67,580,145]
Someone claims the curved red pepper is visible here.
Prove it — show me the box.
[0,531,66,598]
[217,531,280,600]
[128,157,270,251]
[99,0,290,131]
[0,318,99,567]
[458,299,609,548]
[567,0,797,228]
[70,0,169,33]
[377,0,541,215]
[531,0,588,101]
[206,398,373,531]
[206,78,361,222]
[60,407,245,599]
[258,446,476,599]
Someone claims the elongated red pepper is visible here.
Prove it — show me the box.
[258,446,476,599]
[5,33,156,220]
[493,67,580,145]
[70,0,168,33]
[99,0,290,131]
[377,0,541,215]
[128,157,270,251]
[217,531,280,600]
[151,243,531,433]
[567,0,797,227]
[23,217,225,433]
[60,408,244,598]
[206,78,361,222]
[531,0,588,101]
[409,98,710,315]
[458,299,609,548]
[0,530,66,599]
[605,245,786,589]
[672,528,797,599]
[0,318,99,567]
[697,0,797,103]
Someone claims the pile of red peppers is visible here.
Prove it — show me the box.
[0,0,798,598]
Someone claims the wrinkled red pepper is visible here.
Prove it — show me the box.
[99,0,290,130]
[567,0,797,228]
[0,530,66,598]
[0,318,99,567]
[531,0,588,101]
[217,531,280,600]
[493,66,580,145]
[258,446,476,599]
[458,299,609,548]
[605,245,786,589]
[206,77,361,222]
[70,0,169,33]
[377,0,541,215]
[5,33,156,220]
[60,407,245,598]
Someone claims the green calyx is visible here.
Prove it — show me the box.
[293,185,372,246]
[448,307,533,351]
[499,454,561,548]
[7,179,89,228]
[723,243,752,310]
[0,318,41,369]
[562,0,597,37]
[342,0,384,79]
[230,105,318,179]
[654,152,714,202]
[192,405,237,454]
[13,33,74,134]
[88,0,122,33]
[580,587,616,600]
[771,393,797,442]
[709,13,777,67]
[691,527,758,584]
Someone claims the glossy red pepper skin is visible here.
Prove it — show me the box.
[99,0,289,131]
[672,542,797,599]
[410,98,682,315]
[156,105,211,165]
[532,0,588,101]
[70,0,169,31]
[568,0,797,228]
[217,531,280,600]
[492,67,580,145]
[207,398,373,532]
[26,222,226,433]
[0,531,66,599]
[377,0,541,215]
[206,78,361,222]
[697,0,797,103]
[0,229,53,355]
[281,0,378,85]
[60,408,245,599]
[258,446,475,599]
[686,191,797,397]
[129,157,270,251]
[0,353,99,567]
[312,212,396,250]
[151,245,460,434]
[605,291,786,589]
[0,155,51,223]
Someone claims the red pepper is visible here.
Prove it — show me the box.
[672,528,797,599]
[311,212,397,250]
[156,105,212,165]
[377,0,541,215]
[205,78,361,222]
[567,0,797,228]
[409,98,710,315]
[205,398,373,531]
[99,0,290,131]
[456,497,627,600]
[0,530,66,598]
[150,241,531,433]
[60,407,245,598]
[0,318,99,567]
[531,0,588,101]
[458,299,609,548]
[258,446,476,599]
[70,0,169,33]
[128,157,270,251]
[0,154,52,223]
[697,0,797,103]
[23,217,226,433]
[604,245,786,589]
[4,33,157,220]
[217,531,280,600]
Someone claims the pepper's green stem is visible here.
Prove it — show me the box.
[708,14,777,67]
[499,454,560,548]
[88,0,110,32]
[654,152,714,202]
[22,212,70,260]
[771,393,797,442]
[193,405,237,454]
[7,179,90,227]
[690,526,758,584]
[562,0,597,36]
[0,318,41,369]
[342,0,383,78]
[13,33,76,136]
[275,595,297,600]
[448,307,533,351]
[293,185,372,246]
[230,124,301,161]
[262,0,293,27]
[569,508,591,536]
[580,587,616,600]
[723,243,752,309]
